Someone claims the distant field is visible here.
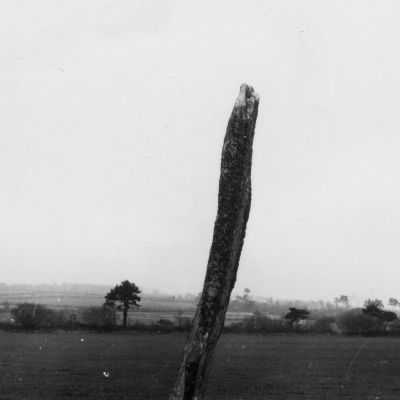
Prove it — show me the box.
[1,332,400,399]
[127,311,253,326]
[0,309,253,326]
[0,293,197,311]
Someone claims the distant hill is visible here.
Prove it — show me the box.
[0,283,357,317]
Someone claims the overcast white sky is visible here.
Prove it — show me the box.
[1,1,400,302]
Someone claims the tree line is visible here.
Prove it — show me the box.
[2,282,400,336]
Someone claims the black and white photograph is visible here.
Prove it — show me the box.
[2,1,400,399]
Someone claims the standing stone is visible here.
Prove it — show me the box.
[170,84,259,400]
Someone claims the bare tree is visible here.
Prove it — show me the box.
[170,84,259,400]
[334,295,350,309]
[388,298,400,307]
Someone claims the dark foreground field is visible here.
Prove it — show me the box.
[1,332,400,399]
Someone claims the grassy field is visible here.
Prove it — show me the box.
[1,332,400,399]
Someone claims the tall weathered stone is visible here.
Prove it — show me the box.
[170,84,259,400]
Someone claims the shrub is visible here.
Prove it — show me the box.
[226,320,245,333]
[338,308,385,335]
[226,312,289,334]
[387,319,400,336]
[0,321,16,331]
[313,317,337,334]
[10,303,63,330]
[1,300,10,311]
[243,313,283,333]
[80,306,115,329]
[152,318,175,332]
[157,318,174,326]
[130,321,149,331]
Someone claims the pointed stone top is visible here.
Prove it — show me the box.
[235,83,259,107]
